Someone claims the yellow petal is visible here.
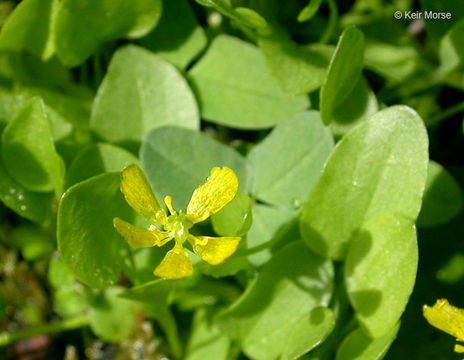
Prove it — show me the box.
[455,344,464,353]
[113,217,172,248]
[189,235,241,265]
[120,164,167,224]
[154,244,193,279]
[423,299,464,342]
[187,167,238,223]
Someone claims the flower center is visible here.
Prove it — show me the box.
[164,211,193,244]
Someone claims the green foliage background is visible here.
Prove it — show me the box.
[0,0,463,359]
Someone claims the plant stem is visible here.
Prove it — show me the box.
[0,315,89,347]
[430,101,464,124]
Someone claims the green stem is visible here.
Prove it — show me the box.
[0,315,89,347]
[430,101,464,124]
[320,0,338,43]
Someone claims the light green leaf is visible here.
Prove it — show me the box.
[297,0,323,22]
[417,161,463,227]
[364,42,420,83]
[58,173,135,289]
[300,106,428,259]
[0,151,52,223]
[0,0,57,60]
[140,0,207,69]
[439,18,464,74]
[91,45,199,144]
[218,241,334,360]
[141,126,249,210]
[248,111,333,208]
[259,39,333,96]
[320,26,365,125]
[185,308,230,360]
[212,192,252,237]
[48,255,86,318]
[345,215,417,338]
[188,35,309,129]
[247,204,296,267]
[11,226,54,260]
[234,7,268,29]
[2,97,64,196]
[66,143,139,187]
[54,0,162,66]
[336,323,400,360]
[88,286,137,342]
[329,76,378,137]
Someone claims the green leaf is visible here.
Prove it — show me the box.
[188,35,309,129]
[259,39,333,96]
[329,76,378,137]
[66,143,139,187]
[57,173,135,289]
[185,308,230,360]
[234,7,268,29]
[48,255,86,318]
[320,26,365,125]
[345,215,417,338]
[0,50,71,88]
[140,0,207,69]
[364,42,421,83]
[247,204,296,267]
[336,323,400,360]
[417,161,463,227]
[141,126,249,210]
[420,0,464,42]
[91,45,199,144]
[300,106,428,259]
[218,241,334,360]
[0,0,57,60]
[88,286,137,342]
[11,226,54,260]
[297,0,323,22]
[17,85,92,128]
[0,150,52,223]
[248,111,333,208]
[54,0,162,66]
[439,18,464,74]
[2,97,64,195]
[212,192,252,237]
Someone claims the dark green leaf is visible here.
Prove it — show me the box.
[2,97,64,195]
[417,161,463,227]
[55,0,162,66]
[58,173,135,289]
[140,0,207,69]
[66,143,139,187]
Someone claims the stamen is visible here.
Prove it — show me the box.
[164,195,176,215]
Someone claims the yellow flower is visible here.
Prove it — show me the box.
[113,164,241,279]
[423,299,464,353]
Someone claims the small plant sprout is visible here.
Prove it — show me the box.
[113,164,241,279]
[423,299,464,353]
